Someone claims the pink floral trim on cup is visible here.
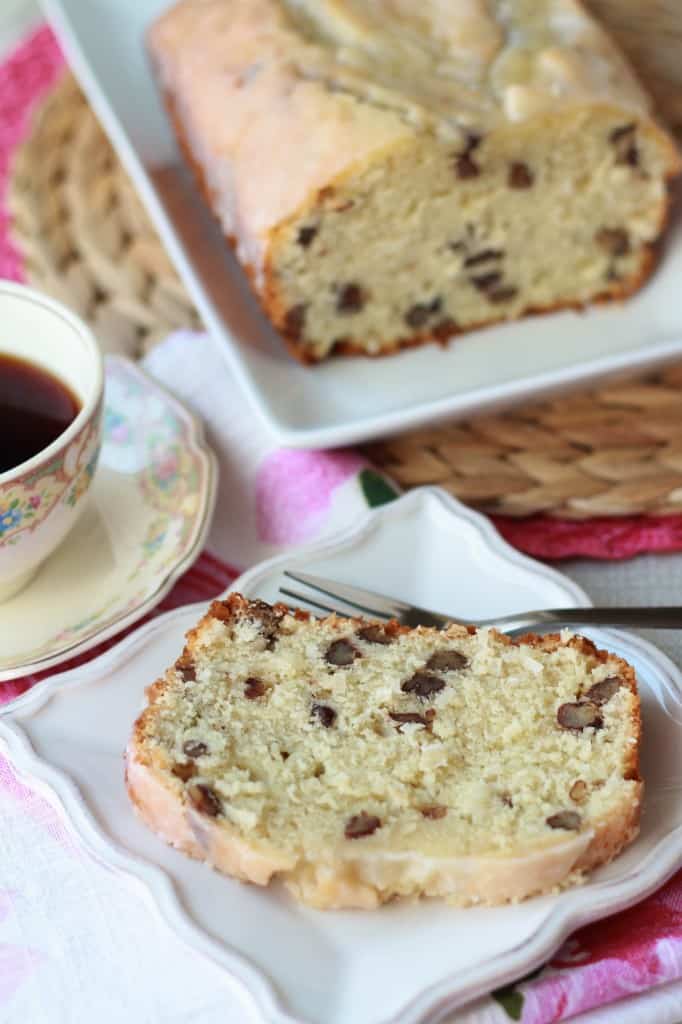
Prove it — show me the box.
[0,402,102,548]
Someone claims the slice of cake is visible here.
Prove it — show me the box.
[126,594,642,909]
[148,0,681,363]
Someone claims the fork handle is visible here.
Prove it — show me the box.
[503,607,682,630]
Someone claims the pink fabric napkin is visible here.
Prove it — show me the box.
[1,24,682,1024]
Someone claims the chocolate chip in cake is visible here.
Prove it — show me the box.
[464,249,504,268]
[610,124,639,167]
[488,286,519,304]
[425,650,468,672]
[244,677,267,700]
[336,283,367,314]
[405,303,432,329]
[297,225,318,248]
[557,701,602,731]
[188,783,222,817]
[455,154,480,180]
[610,123,636,144]
[453,133,482,180]
[621,144,639,167]
[401,672,446,699]
[183,740,208,758]
[508,162,534,189]
[325,639,359,667]
[570,780,588,804]
[471,271,503,293]
[284,304,307,341]
[585,676,623,705]
[280,750,290,761]
[421,804,447,819]
[249,600,284,649]
[595,227,630,258]
[546,810,581,831]
[312,703,337,728]
[405,296,445,329]
[389,711,432,731]
[345,812,381,839]
[172,762,196,782]
[175,658,196,682]
[500,792,514,808]
[357,624,393,645]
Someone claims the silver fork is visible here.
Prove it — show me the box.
[280,570,682,631]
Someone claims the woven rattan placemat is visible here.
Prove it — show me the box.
[9,73,682,519]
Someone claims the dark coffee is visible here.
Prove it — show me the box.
[0,353,80,473]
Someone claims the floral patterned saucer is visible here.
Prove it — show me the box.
[0,356,217,680]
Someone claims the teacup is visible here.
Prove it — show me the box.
[0,283,104,602]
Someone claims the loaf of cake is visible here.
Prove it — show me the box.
[148,0,681,363]
[126,594,642,909]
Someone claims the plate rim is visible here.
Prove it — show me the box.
[2,488,682,1023]
[41,0,682,449]
[0,354,218,681]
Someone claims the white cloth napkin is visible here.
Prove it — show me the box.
[2,329,682,1024]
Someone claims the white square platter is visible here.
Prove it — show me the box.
[2,489,682,1024]
[42,0,682,448]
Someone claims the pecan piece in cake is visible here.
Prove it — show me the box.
[188,783,222,817]
[570,780,588,804]
[426,650,468,672]
[175,653,196,681]
[389,711,432,731]
[585,677,622,705]
[357,624,393,645]
[421,804,447,819]
[345,812,381,839]
[546,811,581,831]
[401,672,446,699]
[557,701,602,731]
[325,639,359,667]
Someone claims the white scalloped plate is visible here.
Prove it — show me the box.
[1,489,682,1024]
